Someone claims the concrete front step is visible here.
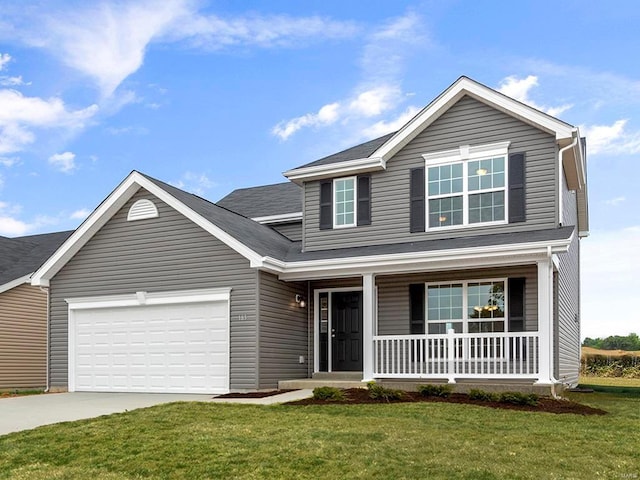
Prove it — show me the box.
[312,372,363,380]
[278,379,366,390]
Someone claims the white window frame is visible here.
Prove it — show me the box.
[423,141,510,231]
[333,176,357,228]
[425,278,509,334]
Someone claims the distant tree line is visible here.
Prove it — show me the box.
[582,333,640,351]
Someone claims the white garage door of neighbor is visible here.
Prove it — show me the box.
[70,299,229,394]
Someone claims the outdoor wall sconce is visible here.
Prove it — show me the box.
[295,294,306,308]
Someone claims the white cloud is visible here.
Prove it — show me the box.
[0,53,10,71]
[48,151,76,173]
[497,75,572,117]
[0,215,30,236]
[582,227,640,338]
[105,125,150,136]
[172,171,216,196]
[360,106,421,139]
[0,89,98,155]
[349,85,402,117]
[604,196,625,207]
[272,102,340,140]
[0,75,28,86]
[172,12,359,50]
[70,208,91,220]
[0,156,19,167]
[580,119,640,155]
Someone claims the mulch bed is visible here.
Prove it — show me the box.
[214,389,294,399]
[285,388,607,415]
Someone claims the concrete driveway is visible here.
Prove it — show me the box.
[0,392,212,436]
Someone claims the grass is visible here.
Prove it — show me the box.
[580,376,640,388]
[0,393,639,479]
[0,389,44,399]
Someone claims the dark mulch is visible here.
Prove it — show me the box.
[285,388,607,415]
[214,389,294,399]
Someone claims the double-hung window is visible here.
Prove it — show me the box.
[423,141,510,229]
[426,279,506,334]
[333,177,356,228]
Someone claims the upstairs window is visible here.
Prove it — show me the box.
[423,141,510,230]
[334,177,356,227]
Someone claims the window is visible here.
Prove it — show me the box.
[333,177,356,227]
[426,280,506,334]
[423,142,509,229]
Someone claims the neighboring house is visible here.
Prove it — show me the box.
[0,231,72,389]
[31,76,588,394]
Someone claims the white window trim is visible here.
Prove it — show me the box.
[425,278,509,334]
[423,142,510,231]
[333,176,357,229]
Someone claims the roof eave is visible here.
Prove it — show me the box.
[261,235,573,281]
[283,157,386,185]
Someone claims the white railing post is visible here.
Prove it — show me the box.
[447,328,456,383]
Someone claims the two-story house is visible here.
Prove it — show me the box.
[32,76,588,395]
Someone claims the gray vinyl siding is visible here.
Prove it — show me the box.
[49,188,259,391]
[257,272,308,388]
[271,221,302,241]
[0,284,47,389]
[556,177,581,385]
[303,96,558,251]
[376,266,539,335]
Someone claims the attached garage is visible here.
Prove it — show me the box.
[67,288,230,394]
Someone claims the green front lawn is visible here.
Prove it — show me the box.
[1,392,639,480]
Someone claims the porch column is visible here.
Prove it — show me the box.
[362,273,375,382]
[536,256,554,384]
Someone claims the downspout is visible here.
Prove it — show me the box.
[39,285,50,393]
[557,134,578,226]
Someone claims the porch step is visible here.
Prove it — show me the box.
[312,372,363,381]
[278,378,366,390]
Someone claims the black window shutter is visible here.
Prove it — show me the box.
[409,284,425,334]
[508,277,525,332]
[508,153,526,223]
[319,180,333,230]
[410,167,425,232]
[357,175,371,226]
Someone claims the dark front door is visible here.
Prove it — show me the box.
[331,291,363,371]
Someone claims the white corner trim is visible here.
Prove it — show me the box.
[371,77,575,162]
[283,157,386,184]
[66,287,232,310]
[31,171,265,286]
[252,212,303,224]
[0,274,32,295]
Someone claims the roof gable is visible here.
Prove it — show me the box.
[31,171,293,286]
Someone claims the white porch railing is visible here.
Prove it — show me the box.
[373,330,539,382]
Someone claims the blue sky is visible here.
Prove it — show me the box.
[0,0,638,339]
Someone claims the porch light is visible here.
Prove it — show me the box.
[295,294,306,308]
[476,167,488,176]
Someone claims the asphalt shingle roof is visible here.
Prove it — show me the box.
[293,132,396,170]
[141,174,294,260]
[217,182,302,218]
[0,230,73,286]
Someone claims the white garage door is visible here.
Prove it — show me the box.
[69,290,229,394]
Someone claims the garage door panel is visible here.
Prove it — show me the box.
[71,299,229,394]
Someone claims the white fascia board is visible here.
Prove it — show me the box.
[372,77,576,162]
[32,171,264,286]
[0,274,32,294]
[263,236,572,281]
[252,212,303,224]
[283,157,386,184]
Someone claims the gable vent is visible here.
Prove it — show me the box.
[127,199,159,221]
